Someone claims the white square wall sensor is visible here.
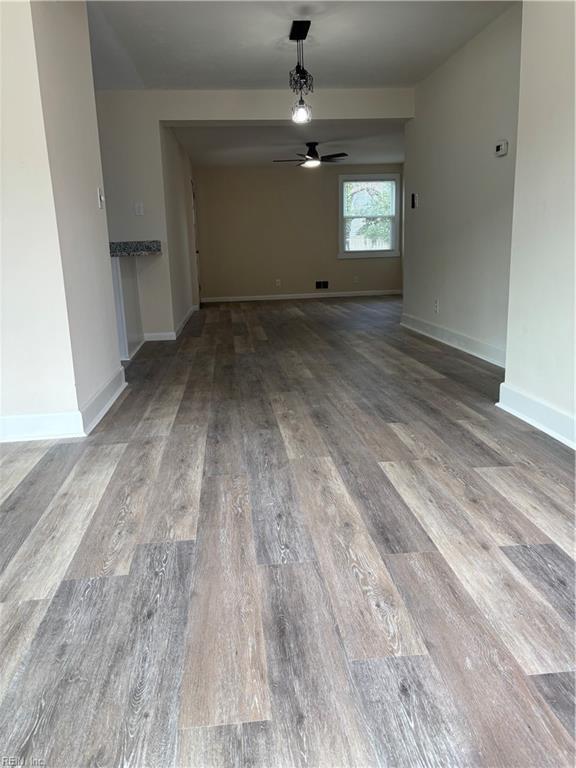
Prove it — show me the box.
[495,140,509,157]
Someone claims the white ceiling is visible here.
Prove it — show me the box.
[170,119,406,165]
[88,1,512,90]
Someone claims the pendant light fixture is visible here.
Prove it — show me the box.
[289,20,313,124]
[292,97,312,124]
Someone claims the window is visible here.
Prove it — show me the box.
[338,174,401,258]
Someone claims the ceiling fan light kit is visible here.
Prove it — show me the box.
[289,20,313,124]
[273,141,349,168]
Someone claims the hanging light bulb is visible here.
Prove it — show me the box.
[292,96,312,124]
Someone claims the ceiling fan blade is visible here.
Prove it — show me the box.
[273,158,302,163]
[320,152,349,161]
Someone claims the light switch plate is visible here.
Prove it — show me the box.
[495,140,509,157]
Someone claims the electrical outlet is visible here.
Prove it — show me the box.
[495,140,509,157]
[433,298,440,314]
[134,201,145,216]
[275,278,281,287]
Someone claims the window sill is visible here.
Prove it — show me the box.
[337,250,400,260]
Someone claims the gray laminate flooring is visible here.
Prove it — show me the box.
[0,297,574,767]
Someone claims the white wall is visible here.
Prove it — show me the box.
[1,0,79,432]
[31,1,123,418]
[161,127,197,331]
[1,1,124,441]
[96,87,414,334]
[498,1,575,446]
[97,96,174,335]
[120,258,144,357]
[402,6,522,366]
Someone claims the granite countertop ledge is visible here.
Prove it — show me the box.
[110,240,161,257]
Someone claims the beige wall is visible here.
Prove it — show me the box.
[194,164,402,300]
[187,160,200,308]
[161,127,197,330]
[96,88,413,330]
[402,5,522,365]
[499,1,575,445]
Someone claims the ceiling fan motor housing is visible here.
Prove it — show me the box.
[306,142,320,159]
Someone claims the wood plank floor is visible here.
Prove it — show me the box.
[0,296,574,767]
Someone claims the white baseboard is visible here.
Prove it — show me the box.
[401,314,505,367]
[121,338,145,362]
[143,305,199,343]
[80,367,127,435]
[201,290,401,303]
[143,331,176,341]
[175,304,198,337]
[0,410,85,443]
[497,383,575,449]
[0,368,127,443]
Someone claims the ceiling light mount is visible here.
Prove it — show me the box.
[288,20,313,123]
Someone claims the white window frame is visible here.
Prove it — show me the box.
[338,173,401,259]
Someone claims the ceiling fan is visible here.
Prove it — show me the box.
[273,142,348,168]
